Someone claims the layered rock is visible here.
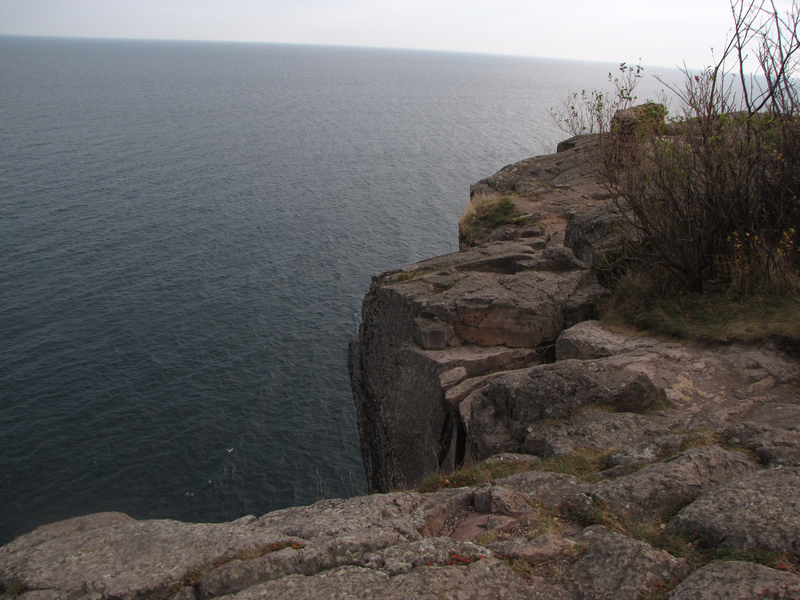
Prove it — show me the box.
[348,244,608,492]
[349,140,800,496]
[3,135,800,599]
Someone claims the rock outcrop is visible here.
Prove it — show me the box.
[3,134,800,599]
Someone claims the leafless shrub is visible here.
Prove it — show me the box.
[579,0,800,295]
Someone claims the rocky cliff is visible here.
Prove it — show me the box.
[2,137,800,599]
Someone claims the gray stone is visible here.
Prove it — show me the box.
[0,512,282,600]
[605,435,686,469]
[359,537,491,575]
[450,513,518,542]
[667,467,800,557]
[460,359,666,461]
[723,422,800,467]
[482,453,540,466]
[18,592,70,600]
[556,320,661,361]
[349,251,605,491]
[494,470,592,507]
[583,445,758,521]
[523,409,680,459]
[214,559,540,600]
[0,492,472,600]
[722,403,800,467]
[666,561,800,600]
[564,201,628,267]
[489,532,573,562]
[565,532,690,600]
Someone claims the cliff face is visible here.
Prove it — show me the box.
[3,138,800,599]
[349,138,616,493]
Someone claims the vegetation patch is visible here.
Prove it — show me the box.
[534,448,615,483]
[417,459,539,493]
[552,0,800,341]
[418,448,615,494]
[393,270,430,283]
[459,193,528,246]
[599,287,800,346]
[566,506,800,578]
[0,586,24,598]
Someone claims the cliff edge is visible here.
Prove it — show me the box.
[2,137,799,599]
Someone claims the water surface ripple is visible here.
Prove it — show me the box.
[0,36,683,545]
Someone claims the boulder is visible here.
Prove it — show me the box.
[666,562,800,600]
[564,532,690,600]
[460,359,666,462]
[577,445,758,521]
[493,470,592,506]
[722,403,800,467]
[564,202,629,267]
[667,467,800,557]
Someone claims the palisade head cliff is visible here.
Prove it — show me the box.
[2,132,800,599]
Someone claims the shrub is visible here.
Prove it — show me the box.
[554,0,800,297]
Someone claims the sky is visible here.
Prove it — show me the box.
[0,0,786,69]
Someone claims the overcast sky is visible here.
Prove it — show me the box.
[0,0,781,69]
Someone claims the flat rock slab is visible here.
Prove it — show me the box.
[488,532,573,562]
[666,561,800,600]
[213,559,542,600]
[0,513,285,600]
[667,467,800,557]
[583,445,758,522]
[556,320,667,360]
[555,322,799,431]
[449,513,518,543]
[565,532,690,600]
[358,537,490,575]
[523,409,680,458]
[0,493,465,600]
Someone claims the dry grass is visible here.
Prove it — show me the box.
[418,458,539,493]
[534,448,615,483]
[458,193,527,246]
[418,448,615,495]
[393,270,430,283]
[599,274,800,347]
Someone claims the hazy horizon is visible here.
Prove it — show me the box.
[0,0,778,70]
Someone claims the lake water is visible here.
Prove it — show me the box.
[0,36,684,545]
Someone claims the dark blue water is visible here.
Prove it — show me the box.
[0,36,684,545]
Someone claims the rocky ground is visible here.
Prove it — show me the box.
[3,137,800,599]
